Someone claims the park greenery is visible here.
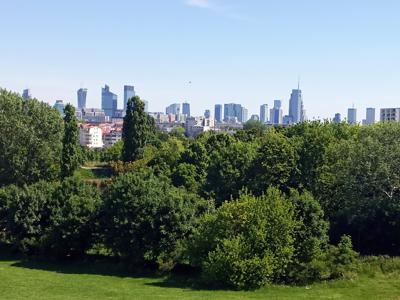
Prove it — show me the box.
[1,88,400,291]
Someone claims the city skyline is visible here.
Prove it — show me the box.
[1,1,400,119]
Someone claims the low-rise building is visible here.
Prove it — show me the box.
[185,116,215,137]
[380,108,400,122]
[103,130,122,148]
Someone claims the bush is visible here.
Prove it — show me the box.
[0,181,57,253]
[100,169,210,269]
[41,178,101,257]
[0,178,100,257]
[188,188,296,289]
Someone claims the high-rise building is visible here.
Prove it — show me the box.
[204,109,211,118]
[77,88,87,109]
[182,102,190,116]
[270,100,283,124]
[101,85,118,118]
[365,107,376,125]
[241,107,248,123]
[289,87,304,123]
[124,85,135,111]
[102,85,118,118]
[333,113,341,124]
[283,115,293,125]
[214,104,223,123]
[53,100,65,116]
[166,103,181,116]
[22,89,31,100]
[260,104,268,123]
[224,103,242,122]
[380,108,400,122]
[143,100,149,113]
[347,107,357,124]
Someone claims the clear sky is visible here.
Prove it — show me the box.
[1,0,400,120]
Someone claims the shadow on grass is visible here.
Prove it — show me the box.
[0,243,232,292]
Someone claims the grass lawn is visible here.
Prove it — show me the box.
[0,255,400,300]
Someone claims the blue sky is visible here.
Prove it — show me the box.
[1,0,400,120]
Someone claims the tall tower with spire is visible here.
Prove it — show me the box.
[289,79,304,123]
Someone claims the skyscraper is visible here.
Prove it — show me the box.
[214,104,223,123]
[224,103,242,122]
[347,107,357,124]
[166,103,181,116]
[77,88,87,109]
[270,100,283,124]
[182,102,190,116]
[204,109,211,118]
[53,100,65,116]
[365,107,376,125]
[289,87,303,123]
[260,104,268,123]
[241,107,248,123]
[124,85,135,111]
[22,89,31,100]
[102,85,118,118]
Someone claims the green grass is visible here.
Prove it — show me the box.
[74,167,113,180]
[0,256,399,300]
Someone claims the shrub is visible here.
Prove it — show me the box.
[0,178,100,257]
[100,169,210,269]
[0,181,57,253]
[41,177,101,257]
[188,188,296,289]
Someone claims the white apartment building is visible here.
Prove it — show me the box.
[79,126,104,148]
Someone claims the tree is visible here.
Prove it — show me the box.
[317,123,400,255]
[0,89,63,186]
[204,140,257,205]
[100,169,209,269]
[188,188,296,289]
[0,178,100,257]
[122,96,156,162]
[61,104,80,178]
[247,129,298,195]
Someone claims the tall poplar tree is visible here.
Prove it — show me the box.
[122,96,155,162]
[61,104,80,178]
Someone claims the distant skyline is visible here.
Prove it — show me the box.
[1,0,400,120]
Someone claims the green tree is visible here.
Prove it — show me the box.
[100,169,209,269]
[0,89,63,186]
[43,177,100,257]
[247,129,298,195]
[61,104,80,178]
[188,188,296,289]
[204,140,257,205]
[317,123,400,255]
[122,96,156,162]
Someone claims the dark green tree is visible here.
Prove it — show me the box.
[122,96,156,162]
[100,169,209,269]
[247,129,299,195]
[0,89,63,186]
[61,104,80,178]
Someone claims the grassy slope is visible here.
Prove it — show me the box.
[0,258,399,300]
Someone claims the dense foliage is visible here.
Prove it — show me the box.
[61,104,80,178]
[100,169,210,269]
[1,88,398,289]
[122,96,156,162]
[0,178,100,257]
[0,89,63,186]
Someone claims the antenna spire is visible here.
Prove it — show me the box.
[297,76,300,90]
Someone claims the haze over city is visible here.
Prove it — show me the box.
[1,0,400,119]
